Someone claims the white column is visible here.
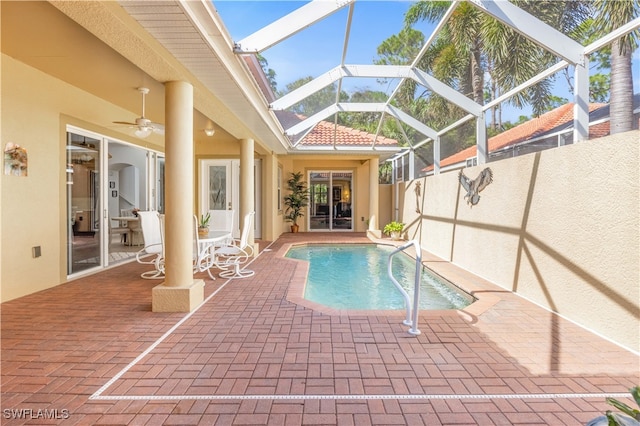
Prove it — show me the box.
[574,55,589,142]
[152,81,204,312]
[434,136,441,175]
[476,112,488,165]
[240,138,255,245]
[408,150,415,181]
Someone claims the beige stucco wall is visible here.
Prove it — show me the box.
[398,132,639,353]
[378,184,393,229]
[1,55,159,302]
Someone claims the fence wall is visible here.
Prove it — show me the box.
[395,131,639,353]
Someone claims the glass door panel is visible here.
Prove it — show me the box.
[332,172,353,230]
[309,171,353,231]
[157,155,165,214]
[209,164,229,210]
[309,172,330,230]
[67,131,102,275]
[106,141,150,265]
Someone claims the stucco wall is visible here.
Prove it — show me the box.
[398,132,639,353]
[1,55,156,302]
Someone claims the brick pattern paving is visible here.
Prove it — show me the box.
[1,233,638,425]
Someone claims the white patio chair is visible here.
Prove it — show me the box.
[215,211,255,279]
[208,209,235,246]
[135,211,164,279]
[193,215,217,280]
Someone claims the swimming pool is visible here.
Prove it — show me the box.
[285,244,474,310]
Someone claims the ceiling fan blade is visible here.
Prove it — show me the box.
[114,90,164,137]
[151,122,165,135]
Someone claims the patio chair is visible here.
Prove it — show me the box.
[215,211,255,279]
[208,209,235,246]
[193,215,218,280]
[135,211,165,279]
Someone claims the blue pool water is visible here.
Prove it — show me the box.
[286,244,474,310]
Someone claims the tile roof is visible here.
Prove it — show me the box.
[274,111,399,147]
[431,102,609,170]
[302,119,399,146]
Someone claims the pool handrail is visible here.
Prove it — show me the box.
[387,239,422,336]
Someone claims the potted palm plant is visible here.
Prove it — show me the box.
[283,171,310,232]
[198,212,210,237]
[383,221,405,240]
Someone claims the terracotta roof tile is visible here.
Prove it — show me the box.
[302,119,398,146]
[429,102,608,170]
[274,110,399,147]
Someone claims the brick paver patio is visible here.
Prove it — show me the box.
[2,233,638,425]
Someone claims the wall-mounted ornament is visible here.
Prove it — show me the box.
[458,167,493,207]
[4,142,28,176]
[414,181,422,213]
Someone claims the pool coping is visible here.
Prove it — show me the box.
[279,236,504,320]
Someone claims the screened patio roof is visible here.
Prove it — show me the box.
[220,0,639,159]
[29,1,637,162]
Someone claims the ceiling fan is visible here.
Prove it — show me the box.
[113,87,164,138]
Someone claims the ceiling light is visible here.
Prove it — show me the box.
[135,126,152,138]
[204,128,215,137]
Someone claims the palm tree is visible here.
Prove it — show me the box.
[405,1,484,105]
[405,1,592,124]
[592,0,639,134]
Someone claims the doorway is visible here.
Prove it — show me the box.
[199,159,261,239]
[308,171,353,231]
[66,127,164,277]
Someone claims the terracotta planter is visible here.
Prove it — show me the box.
[290,224,299,233]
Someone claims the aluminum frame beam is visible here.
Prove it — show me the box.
[233,0,354,53]
[470,0,584,65]
[272,65,482,115]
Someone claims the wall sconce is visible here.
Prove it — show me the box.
[204,128,215,137]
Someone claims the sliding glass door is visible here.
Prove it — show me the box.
[308,171,353,231]
[67,127,164,277]
[67,131,103,275]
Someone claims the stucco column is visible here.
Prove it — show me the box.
[239,138,255,247]
[368,158,381,238]
[152,81,204,312]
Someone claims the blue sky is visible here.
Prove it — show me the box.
[214,1,639,123]
[215,1,424,92]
